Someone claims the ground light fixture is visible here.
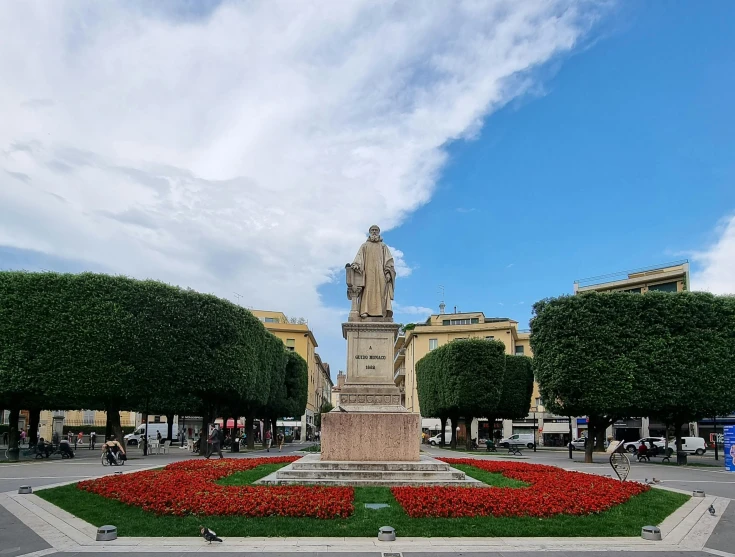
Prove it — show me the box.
[96,525,118,541]
[641,526,662,541]
[17,485,32,494]
[378,526,396,541]
[693,490,705,497]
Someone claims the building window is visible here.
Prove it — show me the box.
[153,415,161,423]
[515,345,525,355]
[82,410,95,425]
[648,282,678,293]
[429,339,438,350]
[447,318,471,325]
[621,287,642,294]
[286,339,295,351]
[485,336,495,340]
[264,317,278,323]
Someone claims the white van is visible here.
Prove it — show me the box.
[672,436,707,455]
[499,433,535,449]
[124,423,178,446]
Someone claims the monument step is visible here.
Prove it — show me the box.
[277,469,465,481]
[260,477,480,487]
[292,461,450,472]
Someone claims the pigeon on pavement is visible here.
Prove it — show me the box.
[200,526,223,544]
[708,505,716,516]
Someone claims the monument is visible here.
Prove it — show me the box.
[321,225,421,461]
[257,225,479,485]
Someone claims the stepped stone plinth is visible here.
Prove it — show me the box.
[256,453,483,487]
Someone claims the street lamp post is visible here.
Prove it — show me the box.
[568,416,573,459]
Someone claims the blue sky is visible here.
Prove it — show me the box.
[1,1,734,375]
[320,1,735,337]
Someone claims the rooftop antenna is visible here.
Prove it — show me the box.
[233,292,243,305]
[438,285,446,314]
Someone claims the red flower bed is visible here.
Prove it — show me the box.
[391,458,649,518]
[78,457,353,519]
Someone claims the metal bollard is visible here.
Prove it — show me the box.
[641,526,662,541]
[96,525,118,541]
[378,526,396,541]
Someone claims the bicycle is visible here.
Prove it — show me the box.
[101,446,125,466]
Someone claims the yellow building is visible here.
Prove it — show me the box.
[250,309,325,440]
[395,310,550,443]
[574,260,689,294]
[573,260,689,442]
[37,409,137,441]
[314,354,334,413]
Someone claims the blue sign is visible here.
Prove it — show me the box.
[725,425,735,473]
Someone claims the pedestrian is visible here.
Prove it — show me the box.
[20,429,26,446]
[76,431,83,450]
[264,428,272,452]
[156,430,162,443]
[206,425,223,459]
[277,431,284,452]
[67,431,73,445]
[2,431,8,446]
[90,431,96,450]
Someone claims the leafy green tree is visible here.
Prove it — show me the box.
[314,401,334,428]
[531,292,735,463]
[416,338,506,450]
[483,355,534,441]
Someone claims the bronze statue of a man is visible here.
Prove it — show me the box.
[349,225,395,318]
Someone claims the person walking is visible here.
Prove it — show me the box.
[264,429,272,452]
[90,431,96,450]
[20,429,26,446]
[206,426,223,459]
[277,431,284,452]
[76,431,83,450]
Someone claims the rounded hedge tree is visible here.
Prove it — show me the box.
[531,291,735,463]
[0,271,279,459]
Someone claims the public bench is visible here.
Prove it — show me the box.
[507,442,525,456]
[637,447,672,463]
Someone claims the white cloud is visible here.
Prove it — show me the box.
[0,0,601,369]
[393,303,434,318]
[387,245,413,278]
[691,214,735,295]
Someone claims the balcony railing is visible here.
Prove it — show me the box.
[393,366,405,384]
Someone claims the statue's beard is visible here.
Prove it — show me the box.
[369,234,382,242]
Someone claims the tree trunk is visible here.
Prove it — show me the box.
[245,411,255,449]
[7,407,20,461]
[674,420,684,464]
[440,416,447,447]
[595,428,606,452]
[198,407,213,456]
[465,416,474,450]
[271,416,278,445]
[28,407,41,446]
[584,422,595,464]
[166,413,175,441]
[105,403,124,445]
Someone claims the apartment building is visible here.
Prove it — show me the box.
[251,310,325,441]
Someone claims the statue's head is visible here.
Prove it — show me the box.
[368,225,381,242]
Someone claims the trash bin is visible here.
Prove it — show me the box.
[231,441,239,453]
[676,452,687,465]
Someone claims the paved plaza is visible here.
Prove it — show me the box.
[1,443,733,557]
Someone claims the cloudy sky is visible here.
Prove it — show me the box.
[2,1,734,373]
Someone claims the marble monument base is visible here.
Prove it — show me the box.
[321,411,420,461]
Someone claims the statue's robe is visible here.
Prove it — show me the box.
[352,240,395,317]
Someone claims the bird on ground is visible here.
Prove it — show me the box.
[652,478,661,484]
[708,505,716,516]
[199,526,222,544]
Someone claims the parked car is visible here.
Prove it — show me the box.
[569,437,610,450]
[124,423,177,446]
[499,433,535,449]
[622,437,667,454]
[673,436,707,455]
[428,432,451,446]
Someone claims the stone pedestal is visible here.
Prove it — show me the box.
[322,411,420,461]
[322,320,421,461]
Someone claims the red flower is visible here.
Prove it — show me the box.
[78,457,353,519]
[390,458,649,518]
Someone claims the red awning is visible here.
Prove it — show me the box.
[226,419,244,428]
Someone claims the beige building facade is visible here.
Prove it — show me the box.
[251,309,327,440]
[37,409,137,441]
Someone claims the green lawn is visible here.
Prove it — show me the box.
[36,463,689,538]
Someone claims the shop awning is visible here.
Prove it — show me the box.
[277,420,301,427]
[541,422,569,434]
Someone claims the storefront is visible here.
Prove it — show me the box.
[477,418,503,441]
[698,415,735,449]
[576,417,588,438]
[612,418,642,442]
[541,419,572,447]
